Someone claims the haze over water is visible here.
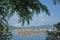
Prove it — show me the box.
[10,25,54,40]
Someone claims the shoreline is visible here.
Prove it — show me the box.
[17,30,44,34]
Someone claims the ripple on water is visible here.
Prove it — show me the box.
[11,33,47,40]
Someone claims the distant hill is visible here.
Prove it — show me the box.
[9,25,54,31]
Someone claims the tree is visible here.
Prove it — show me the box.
[0,0,60,40]
[0,0,50,25]
[0,7,12,40]
[46,22,60,40]
[46,0,60,40]
[53,0,60,4]
[0,0,50,40]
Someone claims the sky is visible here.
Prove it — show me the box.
[8,0,60,27]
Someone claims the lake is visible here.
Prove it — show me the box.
[11,33,47,40]
[9,25,54,40]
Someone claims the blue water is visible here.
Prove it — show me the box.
[11,34,47,40]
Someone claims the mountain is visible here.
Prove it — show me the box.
[8,25,54,31]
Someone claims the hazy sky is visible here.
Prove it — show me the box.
[8,0,60,27]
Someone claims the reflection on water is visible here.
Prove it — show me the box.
[11,33,47,40]
[17,30,44,34]
[10,29,47,40]
[10,26,53,40]
[12,29,45,34]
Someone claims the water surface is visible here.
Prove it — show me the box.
[11,33,47,40]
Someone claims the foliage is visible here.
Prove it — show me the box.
[0,12,12,40]
[46,22,60,40]
[53,0,60,4]
[0,0,50,40]
[0,0,60,40]
[0,0,50,26]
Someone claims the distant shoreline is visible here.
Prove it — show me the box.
[17,30,44,35]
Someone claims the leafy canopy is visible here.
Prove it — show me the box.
[0,0,50,26]
[0,0,50,40]
[46,22,60,40]
[53,0,60,4]
[0,0,60,40]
